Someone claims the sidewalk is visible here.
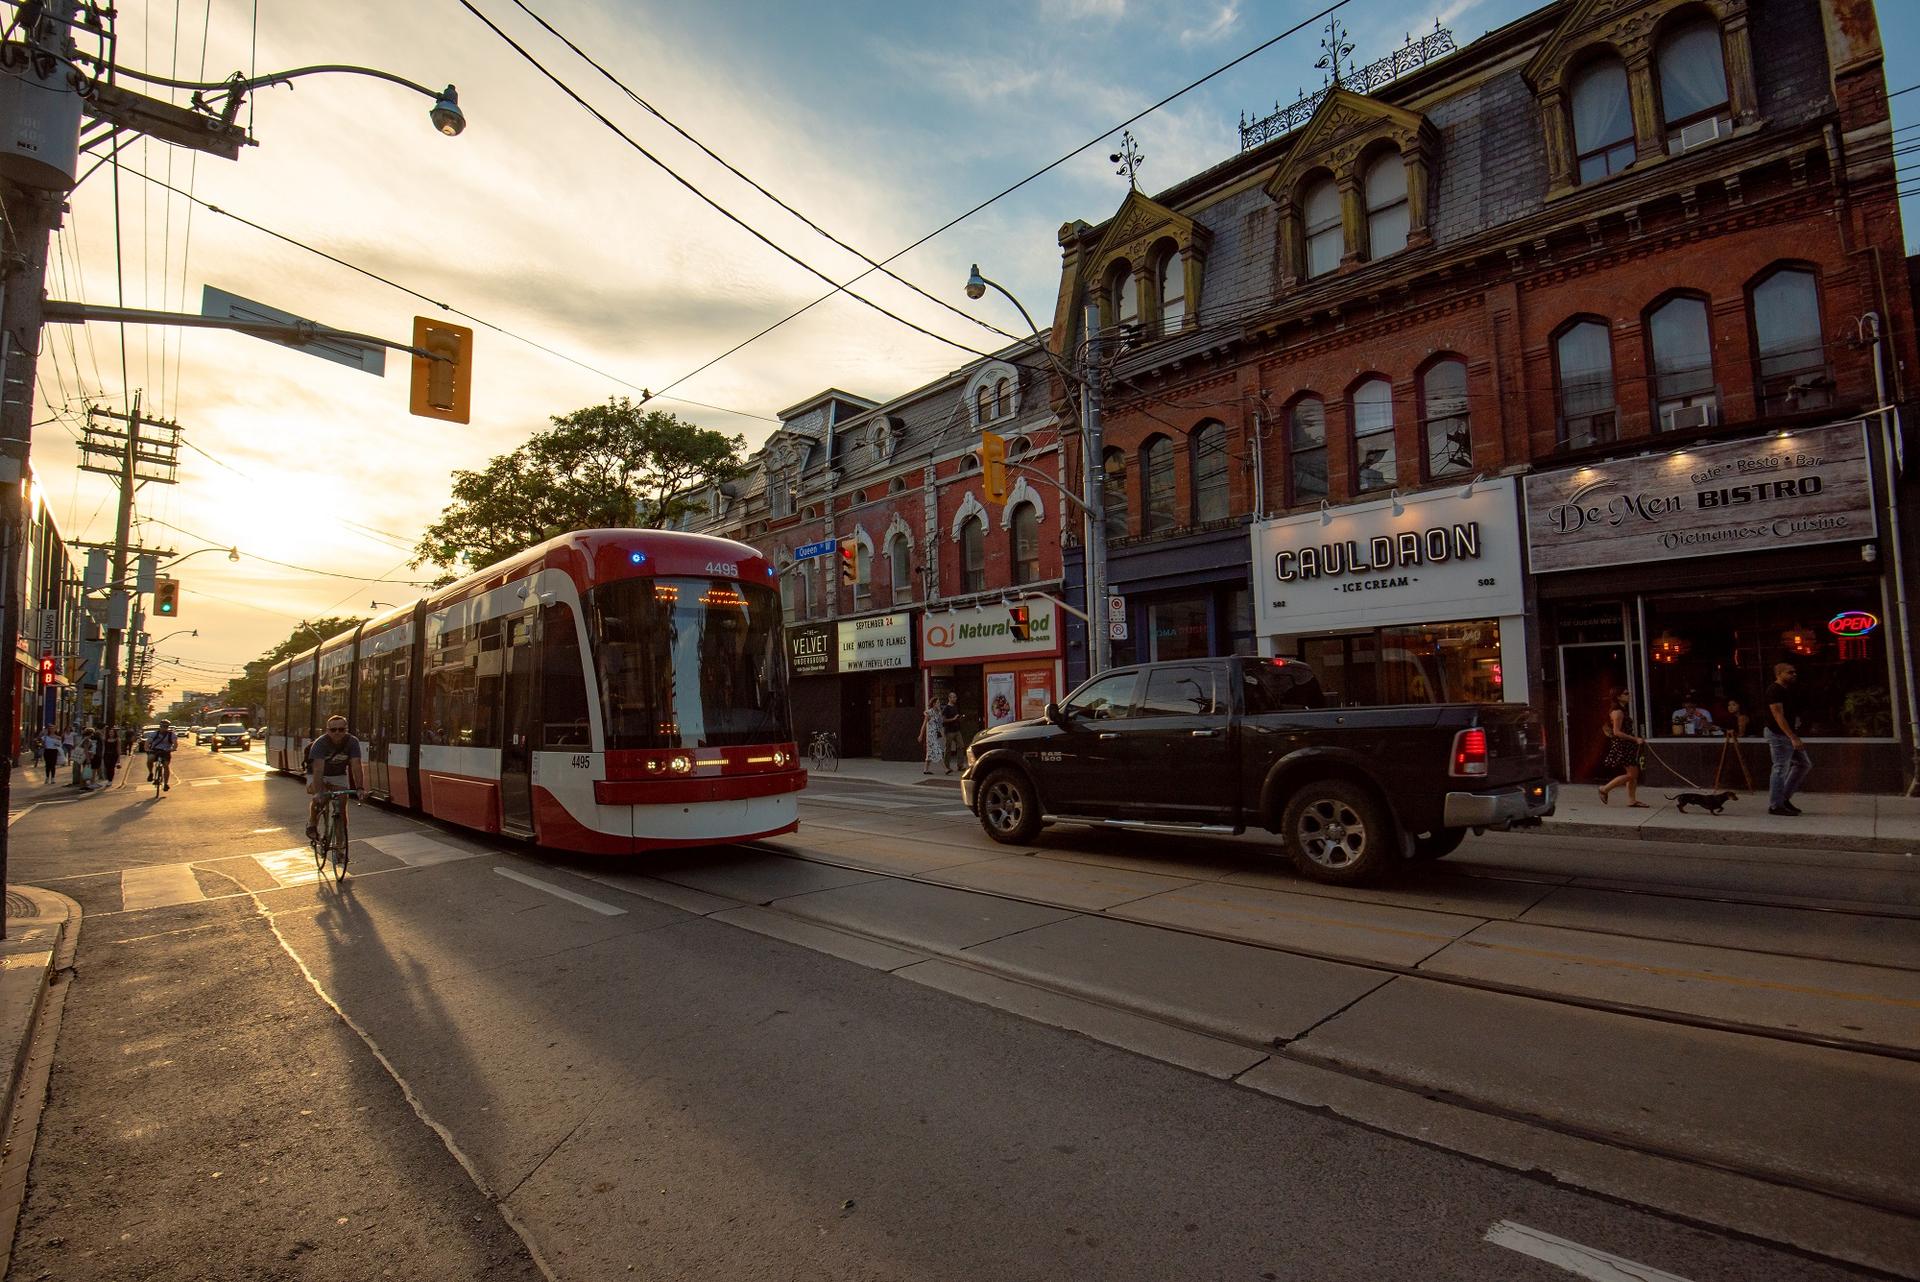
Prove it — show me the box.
[812,758,1919,855]
[0,884,79,1280]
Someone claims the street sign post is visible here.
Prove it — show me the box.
[200,285,389,375]
[794,539,838,561]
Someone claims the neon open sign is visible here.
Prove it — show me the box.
[1828,610,1879,637]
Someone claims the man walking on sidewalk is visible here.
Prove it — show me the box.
[1764,661,1811,816]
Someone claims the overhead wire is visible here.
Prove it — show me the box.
[134,515,434,585]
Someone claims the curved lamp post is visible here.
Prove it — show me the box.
[98,62,464,136]
[162,545,240,570]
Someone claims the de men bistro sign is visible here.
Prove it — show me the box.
[1523,421,1877,574]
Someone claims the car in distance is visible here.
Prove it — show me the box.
[211,723,250,751]
[960,656,1554,885]
[192,725,216,745]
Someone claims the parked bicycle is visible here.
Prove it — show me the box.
[310,788,355,881]
[807,730,838,773]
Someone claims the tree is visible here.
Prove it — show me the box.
[215,617,362,717]
[413,399,745,583]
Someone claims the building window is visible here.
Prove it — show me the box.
[1141,435,1175,534]
[960,517,986,593]
[783,565,809,620]
[853,541,872,608]
[994,378,1011,418]
[1364,151,1409,260]
[1191,421,1228,523]
[1646,294,1716,426]
[1302,175,1342,278]
[1554,318,1617,449]
[889,533,913,596]
[1010,503,1040,586]
[889,476,907,494]
[1158,246,1185,332]
[1102,448,1129,541]
[1657,17,1729,131]
[1288,396,1328,503]
[1418,359,1472,479]
[1751,267,1829,415]
[1110,261,1138,330]
[1349,377,1396,493]
[976,386,992,424]
[1571,57,1635,183]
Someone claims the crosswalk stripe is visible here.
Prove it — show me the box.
[120,864,207,910]
[362,832,481,867]
[253,847,325,887]
[803,794,918,810]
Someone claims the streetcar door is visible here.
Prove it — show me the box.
[499,614,537,836]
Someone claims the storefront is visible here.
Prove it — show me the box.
[783,613,921,760]
[920,598,1065,742]
[1525,420,1907,792]
[1252,478,1528,707]
[1103,526,1254,675]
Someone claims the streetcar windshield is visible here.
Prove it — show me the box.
[586,576,790,750]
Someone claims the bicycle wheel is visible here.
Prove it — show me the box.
[328,805,349,880]
[312,809,328,873]
[824,742,838,772]
[153,763,163,799]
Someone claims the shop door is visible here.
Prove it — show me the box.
[499,615,537,835]
[1112,661,1236,822]
[840,678,873,758]
[1558,643,1637,784]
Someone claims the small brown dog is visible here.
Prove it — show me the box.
[1667,790,1737,814]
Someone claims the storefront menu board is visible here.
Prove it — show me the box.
[921,598,1062,663]
[837,613,912,671]
[1524,421,1877,574]
[1250,477,1525,635]
[786,622,834,678]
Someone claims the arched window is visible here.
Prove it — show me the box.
[1555,318,1618,448]
[1364,151,1409,260]
[976,386,992,423]
[1287,396,1328,504]
[1302,175,1342,278]
[1158,247,1185,332]
[1419,360,1472,479]
[1102,447,1129,541]
[1191,422,1228,523]
[1010,503,1040,586]
[889,533,913,596]
[1140,435,1175,534]
[1349,377,1396,493]
[889,476,907,494]
[784,564,810,619]
[994,378,1011,418]
[853,540,872,607]
[1646,295,1715,425]
[1109,261,1138,330]
[960,517,986,593]
[1657,17,1729,131]
[1571,57,1635,183]
[1751,267,1828,415]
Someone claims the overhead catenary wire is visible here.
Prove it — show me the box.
[134,515,434,585]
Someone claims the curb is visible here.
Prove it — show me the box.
[0,885,81,1282]
[1538,817,1916,856]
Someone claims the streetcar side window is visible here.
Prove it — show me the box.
[540,603,592,750]
[472,617,504,750]
[425,623,481,747]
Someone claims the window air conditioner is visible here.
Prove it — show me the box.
[1668,116,1732,156]
[1662,401,1719,432]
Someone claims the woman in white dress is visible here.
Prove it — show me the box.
[919,698,946,774]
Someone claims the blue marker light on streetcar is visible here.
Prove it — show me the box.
[629,551,647,564]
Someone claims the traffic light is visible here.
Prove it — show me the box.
[409,316,474,424]
[38,654,55,686]
[1007,603,1031,641]
[839,538,857,587]
[154,577,181,617]
[981,430,1008,504]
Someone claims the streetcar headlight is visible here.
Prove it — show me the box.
[669,754,693,774]
[646,759,662,773]
[772,750,788,767]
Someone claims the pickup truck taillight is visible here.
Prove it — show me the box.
[1450,727,1489,777]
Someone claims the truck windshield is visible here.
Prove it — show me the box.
[585,576,790,750]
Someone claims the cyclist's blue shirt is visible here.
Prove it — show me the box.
[150,731,177,753]
[308,734,363,777]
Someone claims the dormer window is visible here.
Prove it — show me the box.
[1657,16,1729,141]
[1302,175,1342,278]
[1156,243,1185,332]
[1571,57,1635,183]
[1110,261,1139,330]
[975,386,992,424]
[994,378,1010,418]
[1363,151,1409,260]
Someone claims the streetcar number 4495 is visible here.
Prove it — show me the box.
[705,561,739,577]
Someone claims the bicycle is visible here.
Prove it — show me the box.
[151,753,170,799]
[310,788,356,881]
[807,729,838,773]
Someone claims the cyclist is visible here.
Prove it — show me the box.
[147,719,179,789]
[306,715,367,841]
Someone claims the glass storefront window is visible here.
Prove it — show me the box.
[1148,596,1211,660]
[1276,620,1503,706]
[1643,582,1891,738]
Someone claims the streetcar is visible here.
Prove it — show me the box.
[265,529,804,853]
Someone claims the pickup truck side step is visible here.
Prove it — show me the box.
[1053,816,1242,836]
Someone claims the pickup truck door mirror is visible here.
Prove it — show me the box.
[1044,701,1070,729]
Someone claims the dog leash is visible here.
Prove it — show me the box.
[1638,739,1714,791]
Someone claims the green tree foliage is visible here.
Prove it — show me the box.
[214,617,362,718]
[413,399,745,583]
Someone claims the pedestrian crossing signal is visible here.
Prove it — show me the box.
[154,577,180,617]
[38,654,54,686]
[1007,604,1031,641]
[839,538,857,587]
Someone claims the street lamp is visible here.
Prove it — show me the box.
[162,545,241,570]
[966,264,1110,676]
[83,62,466,138]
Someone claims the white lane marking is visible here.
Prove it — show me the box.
[119,863,208,911]
[802,793,917,810]
[493,867,626,916]
[1485,1221,1695,1282]
[189,779,223,788]
[935,808,975,817]
[254,847,324,887]
[361,833,481,867]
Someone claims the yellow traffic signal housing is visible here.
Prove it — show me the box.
[409,317,474,424]
[839,538,857,587]
[154,577,181,617]
[981,430,1008,504]
[1007,604,1031,641]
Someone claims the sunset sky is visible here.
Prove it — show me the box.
[30,0,1920,702]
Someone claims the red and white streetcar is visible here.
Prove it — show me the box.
[265,529,805,853]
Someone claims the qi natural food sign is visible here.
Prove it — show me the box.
[1524,422,1876,574]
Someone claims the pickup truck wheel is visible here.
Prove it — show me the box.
[1283,780,1393,884]
[977,769,1041,845]
[1411,828,1467,861]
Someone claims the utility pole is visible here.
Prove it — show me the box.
[1080,299,1111,677]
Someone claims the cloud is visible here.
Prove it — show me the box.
[1179,3,1241,47]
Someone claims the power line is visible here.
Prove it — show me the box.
[134,515,434,585]
[643,0,1354,404]
[457,0,999,362]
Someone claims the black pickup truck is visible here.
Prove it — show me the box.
[959,655,1554,884]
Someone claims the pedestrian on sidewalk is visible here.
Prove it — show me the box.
[1597,687,1647,807]
[941,691,969,774]
[61,726,75,766]
[39,726,61,783]
[1764,661,1812,816]
[918,697,946,775]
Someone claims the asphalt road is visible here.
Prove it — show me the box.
[2,747,1907,1280]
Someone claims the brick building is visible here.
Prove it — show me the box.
[1045,0,1918,791]
[689,347,1069,761]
